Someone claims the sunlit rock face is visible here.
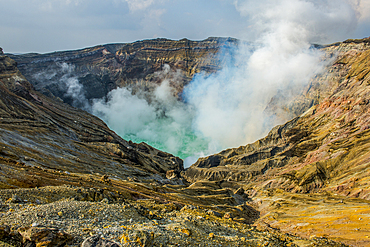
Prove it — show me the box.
[185,38,370,199]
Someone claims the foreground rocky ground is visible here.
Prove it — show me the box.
[0,185,348,247]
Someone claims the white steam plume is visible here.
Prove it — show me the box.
[91,0,361,167]
[33,62,89,109]
[92,65,209,165]
[59,63,88,109]
[183,0,359,155]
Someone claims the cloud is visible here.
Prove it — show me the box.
[0,0,246,53]
[234,0,358,43]
[1,0,368,53]
[124,0,156,11]
[349,0,370,22]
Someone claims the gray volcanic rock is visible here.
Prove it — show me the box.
[19,226,73,247]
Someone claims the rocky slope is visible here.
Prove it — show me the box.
[0,50,184,183]
[185,37,370,195]
[0,48,345,246]
[184,37,370,246]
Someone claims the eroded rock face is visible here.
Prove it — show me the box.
[184,117,301,182]
[185,38,370,199]
[1,38,370,246]
[8,38,237,105]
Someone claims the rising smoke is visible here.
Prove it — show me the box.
[92,65,209,164]
[181,0,360,165]
[33,62,89,109]
[45,0,362,167]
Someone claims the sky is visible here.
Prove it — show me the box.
[1,0,370,54]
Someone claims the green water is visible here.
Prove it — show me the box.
[124,129,209,160]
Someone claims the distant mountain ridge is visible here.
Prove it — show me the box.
[8,37,238,107]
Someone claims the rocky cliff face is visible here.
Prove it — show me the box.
[185,38,370,196]
[8,38,237,106]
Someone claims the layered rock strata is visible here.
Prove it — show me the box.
[8,38,237,105]
[2,37,370,246]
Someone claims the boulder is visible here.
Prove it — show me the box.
[81,235,120,247]
[0,226,10,240]
[121,230,154,247]
[18,226,73,247]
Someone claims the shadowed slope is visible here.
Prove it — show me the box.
[0,50,183,188]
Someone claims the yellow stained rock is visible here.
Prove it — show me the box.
[180,228,191,236]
